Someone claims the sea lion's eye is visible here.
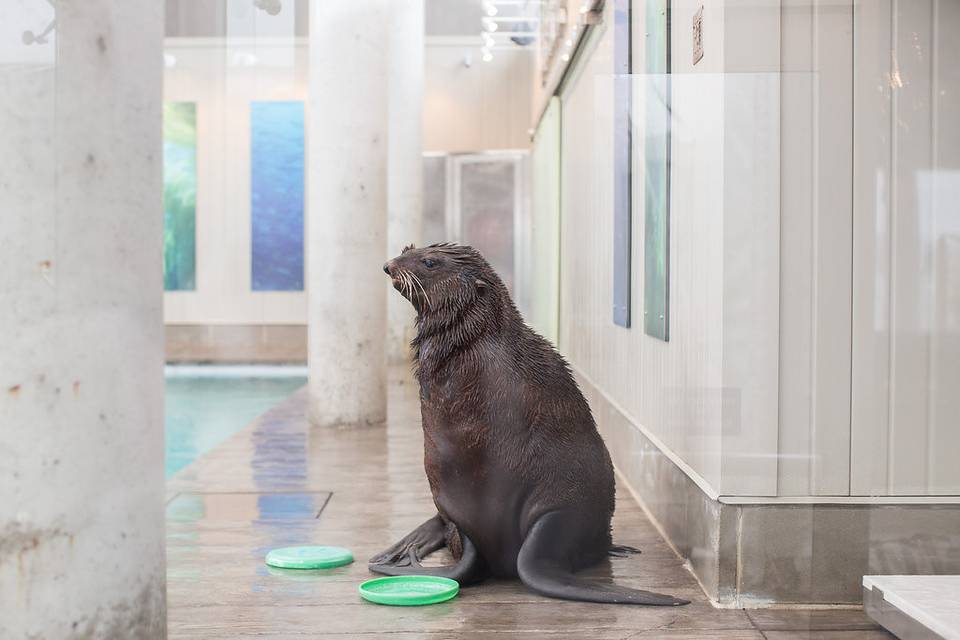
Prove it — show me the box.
[422,258,437,268]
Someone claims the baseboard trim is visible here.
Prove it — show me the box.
[165,324,307,364]
[575,368,960,606]
[720,495,960,505]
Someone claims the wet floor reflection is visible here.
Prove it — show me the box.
[165,379,892,638]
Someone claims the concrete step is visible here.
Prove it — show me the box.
[864,575,960,640]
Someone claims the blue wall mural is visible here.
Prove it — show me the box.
[163,102,197,291]
[251,101,305,291]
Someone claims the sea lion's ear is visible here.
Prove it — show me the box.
[402,244,415,254]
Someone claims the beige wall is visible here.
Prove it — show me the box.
[163,36,532,333]
[424,36,533,152]
[540,0,960,499]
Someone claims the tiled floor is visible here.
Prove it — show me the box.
[166,376,895,639]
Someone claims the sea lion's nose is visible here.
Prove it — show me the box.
[383,262,391,275]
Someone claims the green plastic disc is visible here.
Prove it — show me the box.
[358,575,459,606]
[265,546,354,570]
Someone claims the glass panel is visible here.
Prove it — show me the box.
[250,100,305,291]
[530,98,562,343]
[163,101,197,291]
[612,0,632,328]
[422,155,448,244]
[460,160,516,294]
[643,0,671,341]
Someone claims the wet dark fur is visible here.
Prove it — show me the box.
[371,243,688,606]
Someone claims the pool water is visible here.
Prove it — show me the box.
[165,372,306,477]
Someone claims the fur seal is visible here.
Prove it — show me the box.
[371,243,688,606]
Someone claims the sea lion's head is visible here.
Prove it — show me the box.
[383,243,496,313]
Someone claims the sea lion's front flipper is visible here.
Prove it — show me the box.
[368,531,487,585]
[368,513,447,566]
[517,511,689,606]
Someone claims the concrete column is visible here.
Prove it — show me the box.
[386,0,425,364]
[308,2,391,427]
[0,1,165,637]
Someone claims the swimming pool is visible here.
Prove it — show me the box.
[164,366,307,477]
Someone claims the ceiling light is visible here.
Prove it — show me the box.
[482,49,494,62]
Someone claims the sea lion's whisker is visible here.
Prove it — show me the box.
[411,273,431,308]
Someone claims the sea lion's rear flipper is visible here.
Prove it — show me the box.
[517,511,690,606]
[368,513,447,566]
[368,529,487,585]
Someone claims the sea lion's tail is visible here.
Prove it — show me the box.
[517,512,690,606]
[518,559,689,606]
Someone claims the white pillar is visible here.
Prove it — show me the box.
[386,0,425,364]
[0,1,165,637]
[308,2,390,427]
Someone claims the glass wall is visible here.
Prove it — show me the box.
[161,0,309,486]
[543,0,960,612]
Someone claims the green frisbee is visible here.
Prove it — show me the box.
[265,546,354,570]
[358,575,459,606]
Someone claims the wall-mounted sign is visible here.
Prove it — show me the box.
[693,5,704,65]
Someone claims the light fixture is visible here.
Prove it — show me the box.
[21,5,56,47]
[482,49,494,62]
[484,1,498,17]
[482,32,495,47]
[482,17,498,32]
[561,53,570,62]
[253,0,282,15]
